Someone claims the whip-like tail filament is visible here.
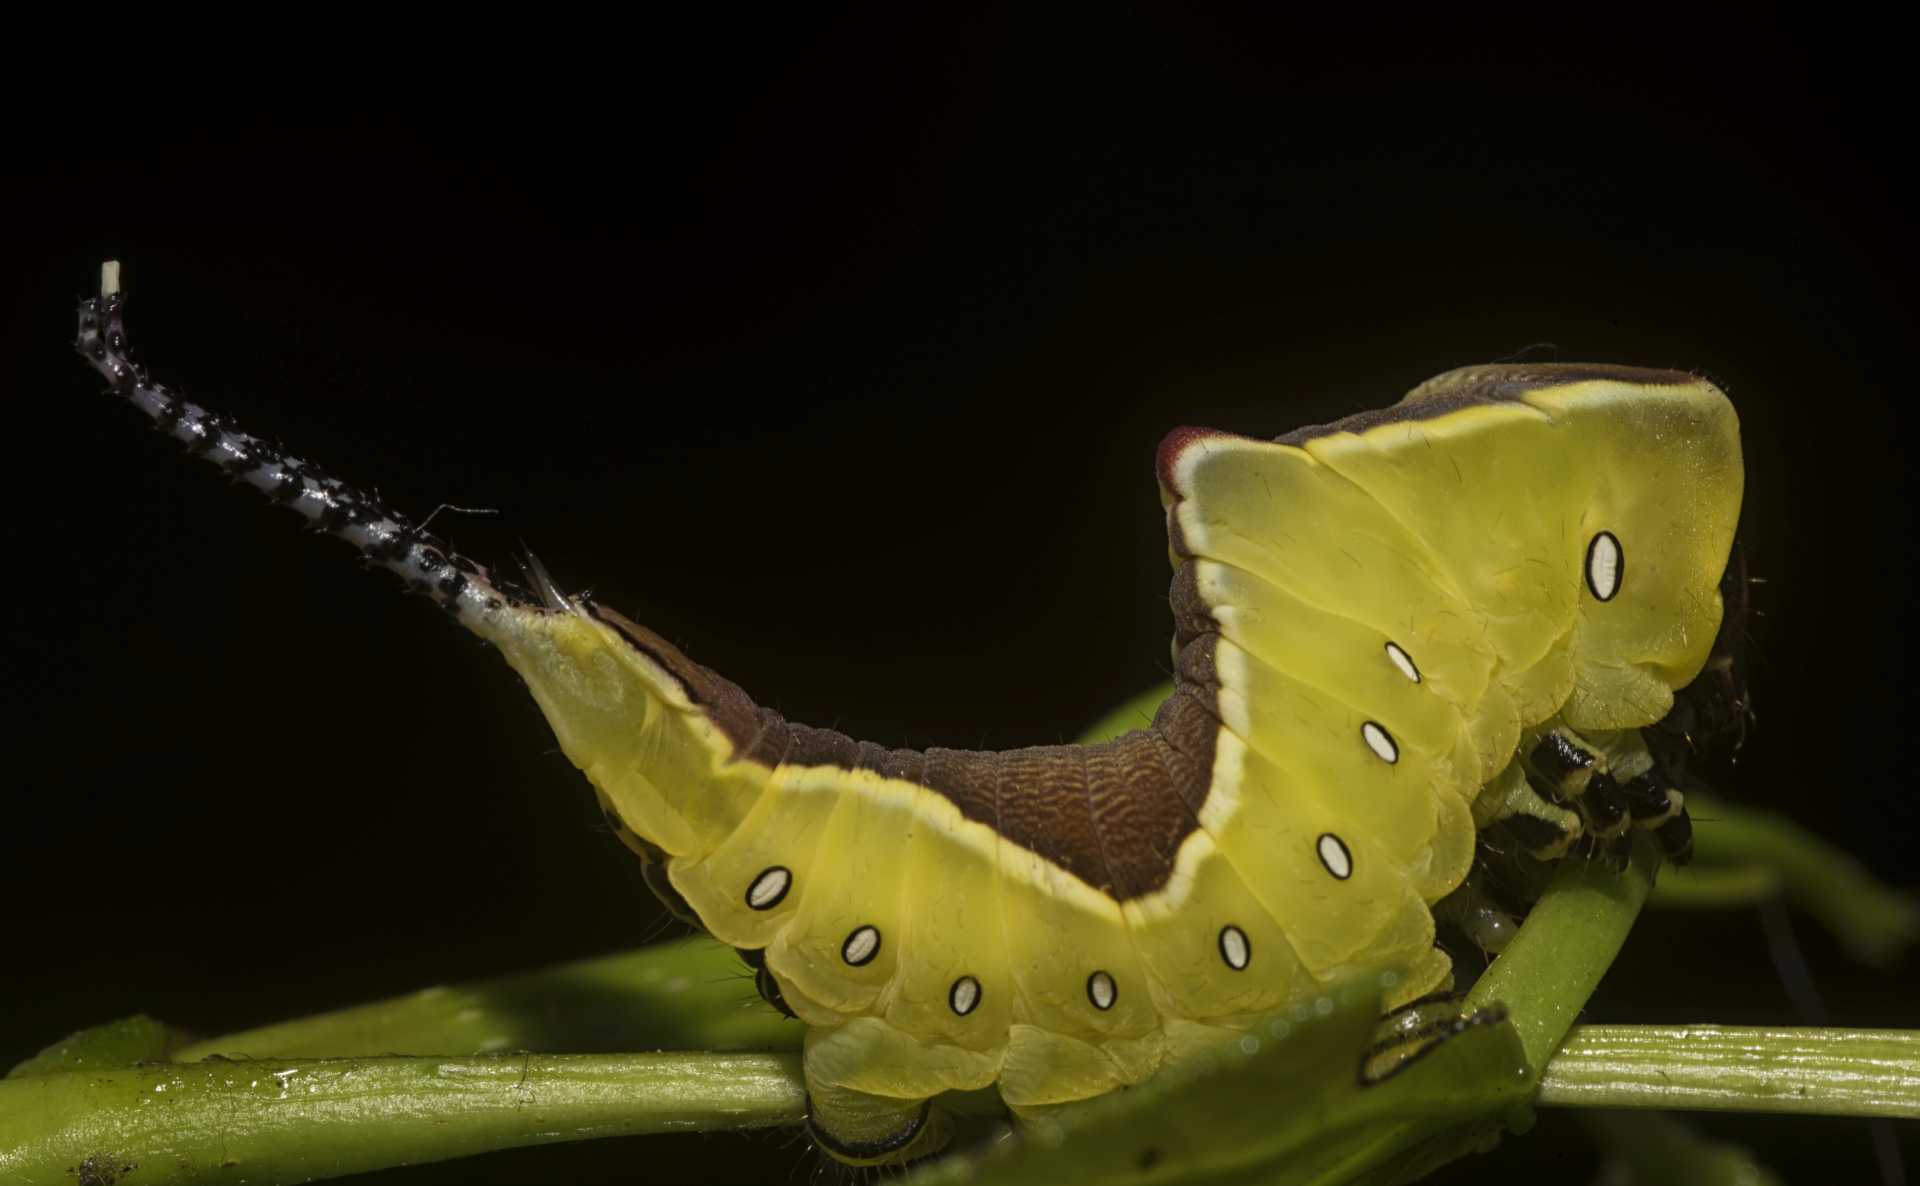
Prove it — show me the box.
[75,261,536,624]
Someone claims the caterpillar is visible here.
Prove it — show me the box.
[76,263,1745,1165]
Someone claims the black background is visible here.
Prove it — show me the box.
[3,7,1914,1183]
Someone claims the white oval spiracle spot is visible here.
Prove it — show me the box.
[744,866,792,911]
[1586,531,1623,601]
[1218,925,1251,970]
[1361,721,1399,764]
[841,925,881,967]
[1317,833,1353,880]
[1086,970,1118,1011]
[949,975,982,1016]
[1384,641,1421,683]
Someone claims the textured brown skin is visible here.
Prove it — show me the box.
[586,363,1706,903]
[589,604,1218,900]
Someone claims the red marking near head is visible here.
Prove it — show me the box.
[1155,426,1237,495]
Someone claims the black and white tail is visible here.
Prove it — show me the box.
[75,261,535,625]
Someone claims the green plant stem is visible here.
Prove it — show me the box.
[0,1051,806,1185]
[5,690,1907,1185]
[1466,840,1658,1073]
[1646,864,1781,909]
[172,935,801,1062]
[1537,1025,1920,1119]
[1684,792,1918,963]
[10,1024,1908,1186]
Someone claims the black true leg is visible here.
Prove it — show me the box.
[1507,725,1699,867]
[1579,773,1630,837]
[1479,760,1584,860]
[1654,811,1695,866]
[1524,728,1634,842]
[1619,756,1694,866]
[1527,732,1595,787]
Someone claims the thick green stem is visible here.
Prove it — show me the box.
[12,1022,1905,1186]
[1466,840,1657,1073]
[1537,1025,1920,1118]
[3,690,1907,1185]
[172,935,801,1062]
[0,1051,806,1185]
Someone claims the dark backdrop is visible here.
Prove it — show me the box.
[4,8,1913,1183]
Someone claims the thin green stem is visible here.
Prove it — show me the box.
[1685,792,1918,963]
[1646,864,1781,909]
[1538,1024,1920,1118]
[0,1051,806,1185]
